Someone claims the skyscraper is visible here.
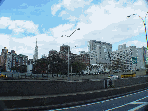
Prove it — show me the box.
[33,38,38,62]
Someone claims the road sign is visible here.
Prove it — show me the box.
[132,57,137,64]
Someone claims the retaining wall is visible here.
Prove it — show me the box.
[3,82,148,110]
[0,76,148,96]
[0,80,104,96]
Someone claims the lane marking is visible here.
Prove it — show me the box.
[106,96,148,111]
[52,89,148,111]
[128,102,148,111]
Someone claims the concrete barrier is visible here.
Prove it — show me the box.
[3,82,148,110]
[0,76,148,96]
[0,80,104,96]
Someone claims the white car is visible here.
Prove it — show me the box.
[108,75,118,80]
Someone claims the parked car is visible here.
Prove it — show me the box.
[108,75,118,80]
[114,70,118,73]
[136,69,139,71]
[108,75,114,77]
[0,72,7,78]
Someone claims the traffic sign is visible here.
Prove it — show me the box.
[132,57,137,64]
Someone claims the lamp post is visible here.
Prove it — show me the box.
[61,28,80,81]
[127,12,148,67]
[70,46,77,81]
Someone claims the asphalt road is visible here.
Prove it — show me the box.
[1,69,147,81]
[50,88,148,111]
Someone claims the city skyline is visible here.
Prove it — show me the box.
[0,0,148,59]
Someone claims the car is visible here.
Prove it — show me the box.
[0,72,7,78]
[108,75,119,80]
[108,75,114,77]
[114,70,118,73]
[136,69,139,71]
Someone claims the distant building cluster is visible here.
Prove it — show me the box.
[86,40,146,71]
[0,39,147,73]
[0,47,28,72]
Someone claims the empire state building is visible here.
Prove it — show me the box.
[33,38,38,62]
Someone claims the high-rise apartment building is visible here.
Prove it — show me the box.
[59,44,71,61]
[87,40,112,65]
[1,47,8,71]
[6,50,17,72]
[18,54,28,66]
[6,52,12,72]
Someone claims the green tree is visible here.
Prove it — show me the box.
[48,54,67,77]
[32,58,48,74]
[71,61,87,74]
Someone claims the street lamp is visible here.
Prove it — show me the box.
[61,28,80,81]
[127,12,148,68]
[69,46,78,81]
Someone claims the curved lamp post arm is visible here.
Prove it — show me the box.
[127,12,148,66]
[127,12,148,49]
[67,28,80,37]
[61,28,80,81]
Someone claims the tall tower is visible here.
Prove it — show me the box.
[33,38,38,62]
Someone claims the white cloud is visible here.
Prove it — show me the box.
[59,10,69,16]
[67,16,78,21]
[1,0,148,59]
[49,0,148,53]
[0,17,39,34]
[50,23,75,37]
[134,1,143,5]
[62,0,93,11]
[51,0,93,15]
[123,40,146,48]
[51,3,62,15]
[0,33,56,59]
[0,17,11,29]
[0,34,11,49]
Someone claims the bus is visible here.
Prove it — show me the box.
[121,73,136,78]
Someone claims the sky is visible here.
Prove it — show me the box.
[0,0,148,59]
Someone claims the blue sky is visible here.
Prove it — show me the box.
[0,0,148,59]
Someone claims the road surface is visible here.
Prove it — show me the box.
[50,88,148,111]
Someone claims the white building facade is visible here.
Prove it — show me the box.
[110,44,146,71]
[6,52,12,72]
[87,40,112,66]
[27,59,33,73]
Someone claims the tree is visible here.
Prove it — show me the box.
[48,53,67,77]
[32,58,48,74]
[71,61,87,74]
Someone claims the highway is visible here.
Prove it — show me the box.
[49,88,148,111]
